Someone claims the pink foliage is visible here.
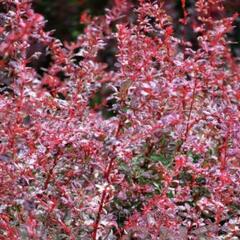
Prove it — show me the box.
[0,0,239,239]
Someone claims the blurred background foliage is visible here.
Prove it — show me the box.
[33,0,109,41]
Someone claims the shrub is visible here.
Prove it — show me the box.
[0,0,239,239]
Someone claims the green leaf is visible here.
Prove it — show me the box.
[150,154,171,166]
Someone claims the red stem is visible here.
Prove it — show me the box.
[92,119,123,239]
[184,76,197,141]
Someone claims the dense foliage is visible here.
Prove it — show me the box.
[0,0,239,239]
